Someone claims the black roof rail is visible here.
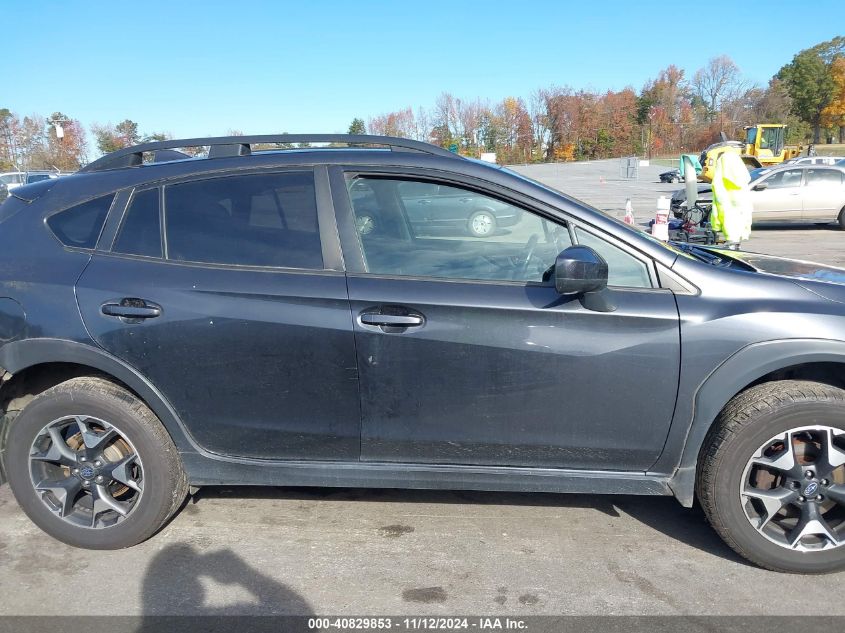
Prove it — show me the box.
[80,134,460,173]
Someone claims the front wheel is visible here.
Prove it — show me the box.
[467,210,497,238]
[837,206,845,231]
[6,376,187,549]
[697,380,845,573]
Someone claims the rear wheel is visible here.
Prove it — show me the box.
[6,376,187,549]
[837,206,845,230]
[698,380,845,573]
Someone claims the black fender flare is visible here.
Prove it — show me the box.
[667,338,845,506]
[0,338,201,457]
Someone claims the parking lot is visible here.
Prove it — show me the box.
[2,158,845,617]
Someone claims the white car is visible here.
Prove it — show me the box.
[0,170,68,192]
[0,172,26,191]
[673,164,845,227]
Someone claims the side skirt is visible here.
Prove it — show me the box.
[181,453,672,497]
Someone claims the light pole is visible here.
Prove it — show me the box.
[48,115,68,172]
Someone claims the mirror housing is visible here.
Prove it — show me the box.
[554,245,606,290]
[753,181,768,191]
[554,246,614,312]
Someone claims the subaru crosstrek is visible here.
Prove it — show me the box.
[1,134,845,573]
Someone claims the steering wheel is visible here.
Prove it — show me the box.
[514,233,540,280]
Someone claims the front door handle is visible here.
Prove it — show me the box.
[360,314,423,327]
[101,299,162,320]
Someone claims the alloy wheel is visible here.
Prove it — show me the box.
[470,212,494,237]
[28,415,144,529]
[740,425,845,552]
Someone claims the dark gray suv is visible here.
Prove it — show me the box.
[1,135,845,573]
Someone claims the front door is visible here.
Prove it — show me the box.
[752,168,804,221]
[337,173,681,471]
[76,169,360,460]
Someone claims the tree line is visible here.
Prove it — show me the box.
[362,37,844,163]
[1,36,842,172]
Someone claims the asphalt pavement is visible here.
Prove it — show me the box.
[2,158,845,617]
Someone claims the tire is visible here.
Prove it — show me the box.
[837,207,845,231]
[697,380,845,573]
[467,210,497,237]
[5,376,187,549]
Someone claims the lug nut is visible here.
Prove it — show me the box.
[799,496,806,502]
[79,457,87,463]
[806,470,815,479]
[822,479,830,486]
[72,469,79,475]
[94,461,102,468]
[95,476,104,484]
[817,495,824,502]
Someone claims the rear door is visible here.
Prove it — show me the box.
[76,167,361,461]
[332,169,681,471]
[802,168,845,221]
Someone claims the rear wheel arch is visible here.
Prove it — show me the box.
[668,340,845,507]
[0,340,199,478]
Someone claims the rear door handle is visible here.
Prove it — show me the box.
[360,314,423,327]
[101,299,162,320]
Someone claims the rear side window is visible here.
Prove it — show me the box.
[47,194,114,249]
[164,171,323,269]
[805,169,843,187]
[113,188,162,258]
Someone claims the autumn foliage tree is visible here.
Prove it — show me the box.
[821,57,845,143]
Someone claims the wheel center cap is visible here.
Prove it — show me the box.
[804,481,820,497]
[78,465,97,480]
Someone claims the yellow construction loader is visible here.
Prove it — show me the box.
[698,124,802,182]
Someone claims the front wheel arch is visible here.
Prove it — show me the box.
[666,340,845,507]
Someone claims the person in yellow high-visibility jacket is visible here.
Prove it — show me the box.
[709,151,752,248]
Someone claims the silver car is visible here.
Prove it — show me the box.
[749,164,845,226]
[672,164,845,228]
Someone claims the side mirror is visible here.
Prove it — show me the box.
[753,181,768,191]
[554,246,614,312]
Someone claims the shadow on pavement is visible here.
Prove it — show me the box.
[192,486,749,567]
[138,543,313,623]
[751,222,840,232]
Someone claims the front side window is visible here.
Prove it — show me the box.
[764,169,803,189]
[47,194,114,249]
[113,188,161,258]
[573,227,651,288]
[347,176,571,283]
[164,171,323,269]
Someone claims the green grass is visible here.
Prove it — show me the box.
[815,143,845,157]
